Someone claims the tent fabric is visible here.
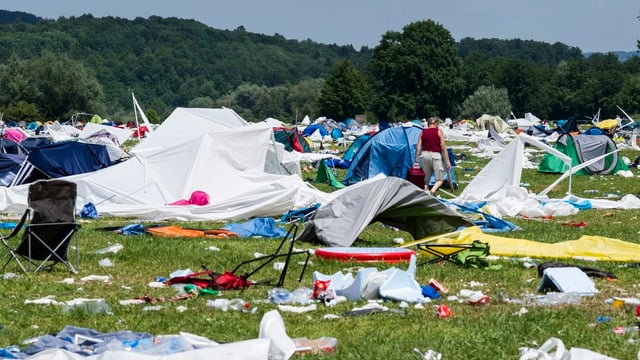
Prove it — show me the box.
[0,153,26,186]
[435,226,640,262]
[343,125,423,185]
[301,124,328,138]
[145,225,239,238]
[0,138,26,155]
[538,134,627,175]
[20,137,52,153]
[80,123,133,145]
[2,127,28,143]
[272,127,311,153]
[475,114,511,133]
[27,141,113,179]
[297,176,472,247]
[343,133,373,162]
[132,107,249,153]
[0,108,338,222]
[315,160,346,189]
[0,120,334,222]
[458,133,570,203]
[168,190,210,206]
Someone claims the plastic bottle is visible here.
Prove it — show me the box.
[229,298,250,312]
[613,326,639,335]
[268,288,293,304]
[207,298,230,311]
[207,298,249,312]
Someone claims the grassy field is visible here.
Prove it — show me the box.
[1,142,640,359]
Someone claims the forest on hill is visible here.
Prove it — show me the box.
[0,10,638,124]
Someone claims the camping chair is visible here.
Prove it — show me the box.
[204,221,311,288]
[1,179,81,273]
[417,240,490,267]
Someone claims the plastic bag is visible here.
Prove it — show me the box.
[519,337,617,360]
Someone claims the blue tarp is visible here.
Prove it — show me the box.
[222,217,288,238]
[27,141,113,178]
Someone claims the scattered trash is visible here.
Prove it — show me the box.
[273,262,285,271]
[142,306,164,312]
[3,273,18,280]
[206,246,220,251]
[428,279,448,293]
[414,348,442,360]
[80,275,111,283]
[519,337,616,359]
[436,304,453,319]
[613,326,638,336]
[293,337,337,355]
[514,307,528,316]
[393,237,405,244]
[92,243,124,254]
[169,269,193,279]
[59,278,74,284]
[536,292,582,306]
[98,258,114,267]
[119,299,145,305]
[63,299,112,315]
[207,298,251,312]
[277,304,317,314]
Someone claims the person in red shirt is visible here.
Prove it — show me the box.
[413,117,451,195]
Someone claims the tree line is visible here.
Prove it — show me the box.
[0,12,638,125]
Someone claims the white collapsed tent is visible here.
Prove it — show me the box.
[0,108,333,221]
[454,133,640,217]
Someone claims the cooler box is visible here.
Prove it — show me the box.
[406,168,425,189]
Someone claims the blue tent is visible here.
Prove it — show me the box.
[344,125,423,185]
[27,141,113,179]
[343,125,456,187]
[0,153,26,186]
[330,128,343,140]
[301,124,328,137]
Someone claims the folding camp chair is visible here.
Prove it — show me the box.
[197,222,310,289]
[1,179,81,273]
[417,240,490,267]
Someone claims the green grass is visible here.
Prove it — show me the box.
[1,143,640,359]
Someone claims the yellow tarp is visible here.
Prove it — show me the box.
[596,119,618,130]
[432,226,640,262]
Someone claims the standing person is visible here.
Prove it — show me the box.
[413,117,451,195]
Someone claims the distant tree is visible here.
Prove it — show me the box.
[317,60,370,121]
[576,53,625,116]
[288,78,324,123]
[30,52,104,119]
[188,96,215,108]
[460,85,511,119]
[3,100,40,121]
[612,75,640,114]
[369,20,464,121]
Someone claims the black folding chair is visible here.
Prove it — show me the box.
[1,179,81,273]
[201,222,311,288]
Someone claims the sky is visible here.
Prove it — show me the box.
[2,0,639,53]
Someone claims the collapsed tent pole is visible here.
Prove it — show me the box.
[397,230,463,248]
[537,148,621,197]
[132,93,141,143]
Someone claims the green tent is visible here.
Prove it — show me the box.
[315,159,345,189]
[538,134,628,175]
